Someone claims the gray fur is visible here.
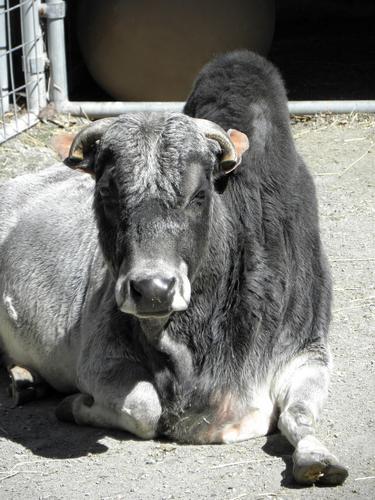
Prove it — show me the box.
[0,51,347,485]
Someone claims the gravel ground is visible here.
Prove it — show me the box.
[0,113,374,499]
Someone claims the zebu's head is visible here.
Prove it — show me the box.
[68,113,248,321]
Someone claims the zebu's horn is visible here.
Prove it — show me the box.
[69,118,116,162]
[193,118,249,173]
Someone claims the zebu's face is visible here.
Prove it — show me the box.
[68,112,248,321]
[93,114,220,319]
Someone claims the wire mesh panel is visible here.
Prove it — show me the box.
[0,0,46,143]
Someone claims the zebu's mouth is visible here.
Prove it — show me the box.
[133,310,172,319]
[119,294,189,319]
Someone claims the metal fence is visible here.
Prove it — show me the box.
[0,0,374,146]
[0,0,46,143]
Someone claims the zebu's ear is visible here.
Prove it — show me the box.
[51,132,75,160]
[65,118,115,173]
[193,118,249,174]
[226,128,250,172]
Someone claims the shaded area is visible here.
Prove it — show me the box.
[0,366,145,460]
[270,0,375,100]
[65,0,375,101]
[0,367,109,459]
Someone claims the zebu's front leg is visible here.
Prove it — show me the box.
[275,355,348,485]
[7,365,49,406]
[56,362,162,439]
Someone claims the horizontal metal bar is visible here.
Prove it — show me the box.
[57,101,185,117]
[55,100,375,118]
[288,100,375,114]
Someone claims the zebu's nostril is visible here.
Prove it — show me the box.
[129,276,176,314]
[129,279,142,300]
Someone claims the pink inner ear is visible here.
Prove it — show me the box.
[227,129,250,158]
[50,133,76,160]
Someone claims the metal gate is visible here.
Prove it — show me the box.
[0,0,46,143]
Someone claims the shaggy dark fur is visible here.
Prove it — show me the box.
[149,50,331,439]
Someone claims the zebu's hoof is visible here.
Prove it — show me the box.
[7,365,48,406]
[56,394,94,423]
[293,451,349,486]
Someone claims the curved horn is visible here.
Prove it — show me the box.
[193,118,238,173]
[69,118,116,161]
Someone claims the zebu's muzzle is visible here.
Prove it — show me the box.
[115,261,191,318]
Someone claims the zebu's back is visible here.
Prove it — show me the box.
[0,166,96,391]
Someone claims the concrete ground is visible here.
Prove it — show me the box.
[0,113,374,499]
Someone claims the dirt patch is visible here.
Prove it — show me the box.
[0,113,374,499]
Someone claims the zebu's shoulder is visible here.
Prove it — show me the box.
[0,163,75,206]
[0,163,96,274]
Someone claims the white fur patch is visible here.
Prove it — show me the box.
[3,294,18,322]
[271,351,332,405]
[171,261,191,311]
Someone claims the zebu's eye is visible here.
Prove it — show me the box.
[98,185,111,199]
[188,189,206,207]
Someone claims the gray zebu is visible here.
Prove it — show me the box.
[0,51,348,485]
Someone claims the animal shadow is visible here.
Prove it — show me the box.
[0,366,136,459]
[0,364,338,489]
[262,433,304,489]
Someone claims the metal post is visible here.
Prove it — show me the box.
[0,0,9,114]
[20,0,47,114]
[43,0,68,104]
